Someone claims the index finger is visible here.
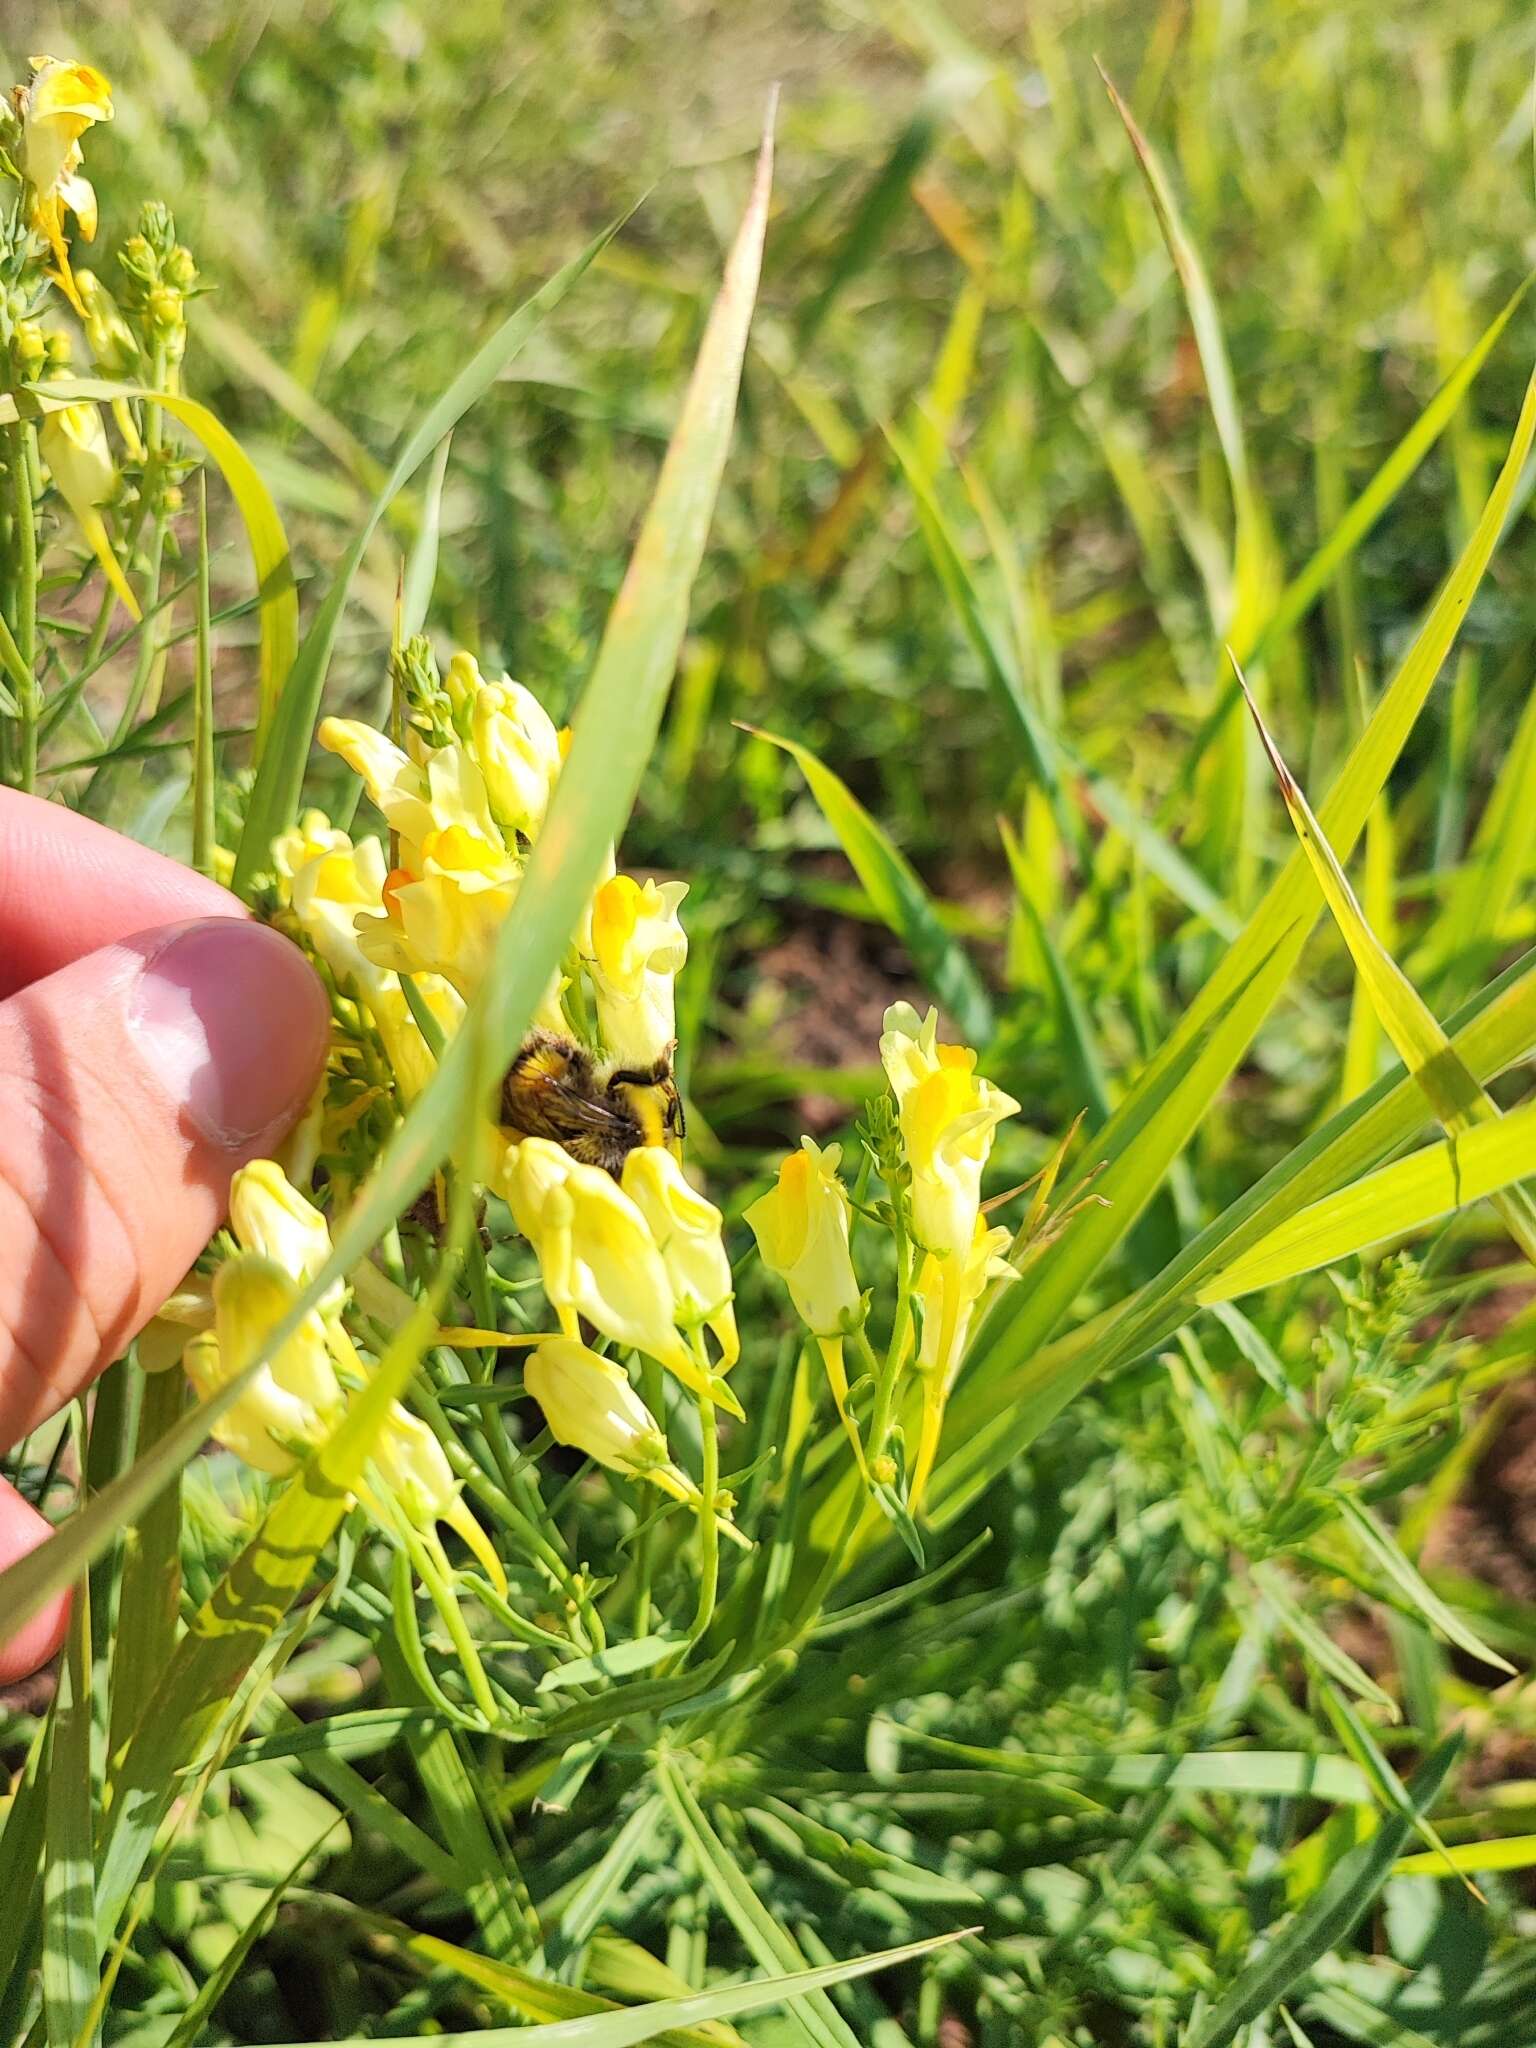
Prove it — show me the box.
[0,787,243,999]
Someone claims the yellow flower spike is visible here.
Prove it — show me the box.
[524,1336,698,1504]
[585,873,688,1068]
[620,1147,739,1370]
[501,1137,731,1405]
[370,1405,507,1597]
[15,56,112,313]
[746,1138,865,1469]
[446,652,563,839]
[188,1254,344,1477]
[37,403,140,621]
[880,1002,1020,1266]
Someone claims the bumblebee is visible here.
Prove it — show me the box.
[499,1030,684,1176]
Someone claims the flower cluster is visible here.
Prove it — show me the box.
[3,55,204,632]
[269,640,739,1537]
[151,1159,502,1590]
[750,1003,1019,1512]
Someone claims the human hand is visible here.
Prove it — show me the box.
[0,789,328,1681]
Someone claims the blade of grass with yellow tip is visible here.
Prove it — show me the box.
[1236,657,1536,1270]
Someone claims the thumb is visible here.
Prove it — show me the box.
[0,916,328,1449]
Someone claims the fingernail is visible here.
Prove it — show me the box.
[128,918,328,1150]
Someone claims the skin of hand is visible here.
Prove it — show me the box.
[0,787,328,1682]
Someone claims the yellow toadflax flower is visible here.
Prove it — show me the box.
[316,717,524,1001]
[184,1159,501,1584]
[524,1337,696,1501]
[445,653,563,840]
[880,1003,1019,1265]
[185,1254,341,1479]
[880,1003,1018,1509]
[274,812,462,1104]
[37,402,140,621]
[621,1147,738,1371]
[501,1137,738,1408]
[745,1137,864,1468]
[14,55,112,314]
[584,873,688,1069]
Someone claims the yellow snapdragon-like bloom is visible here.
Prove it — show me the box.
[186,1254,342,1479]
[525,1337,695,1502]
[746,1138,864,1469]
[745,1138,861,1338]
[274,811,465,1102]
[501,1137,737,1409]
[585,874,688,1068]
[15,56,112,313]
[316,718,521,1001]
[37,402,139,620]
[621,1147,738,1370]
[183,1160,499,1580]
[879,1002,1019,1264]
[445,653,563,839]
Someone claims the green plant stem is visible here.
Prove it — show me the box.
[6,423,40,792]
[690,1336,720,1646]
[864,1222,915,1468]
[633,1354,665,1636]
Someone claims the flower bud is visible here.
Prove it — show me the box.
[38,401,139,620]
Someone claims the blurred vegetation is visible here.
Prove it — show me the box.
[7,1,1536,2041]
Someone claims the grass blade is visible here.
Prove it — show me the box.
[42,1575,96,2048]
[1186,1737,1462,2048]
[746,724,994,1043]
[230,208,631,894]
[1240,669,1536,1266]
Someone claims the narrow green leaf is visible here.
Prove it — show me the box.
[1239,669,1536,1267]
[747,725,994,1043]
[1336,1496,1514,1674]
[258,1928,965,2048]
[656,1756,863,2048]
[1198,1092,1536,1302]
[401,434,452,639]
[888,1727,1374,1805]
[1187,1737,1462,2048]
[42,1579,96,2048]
